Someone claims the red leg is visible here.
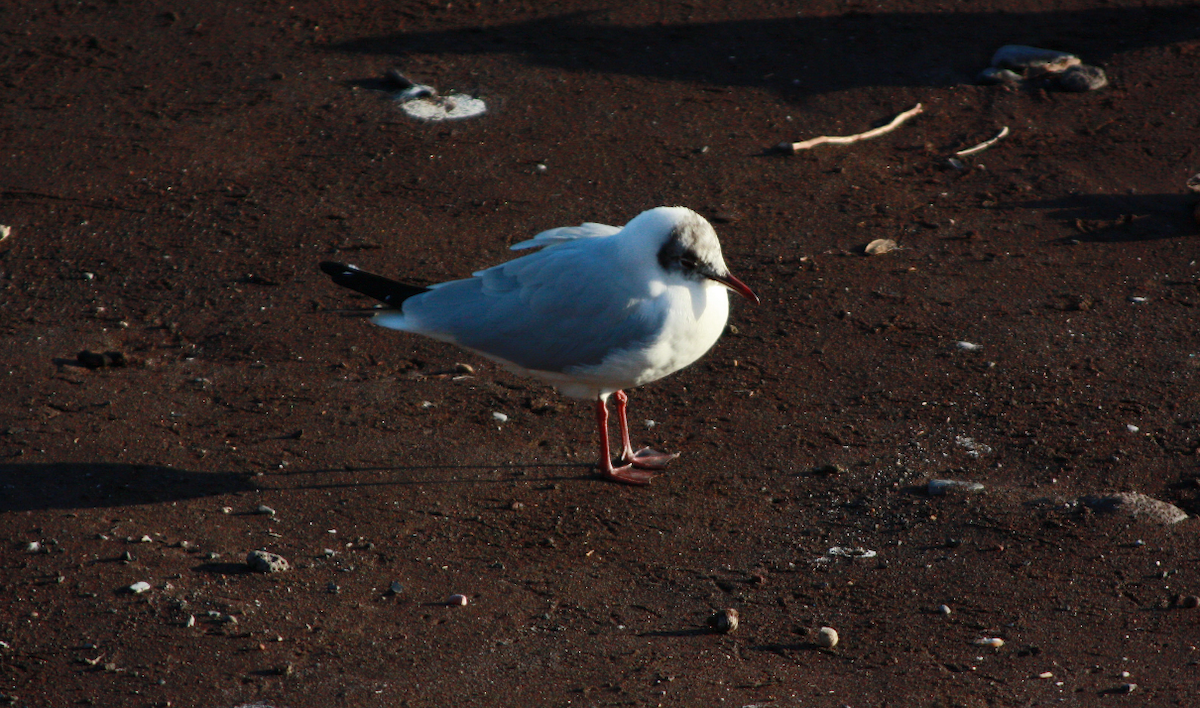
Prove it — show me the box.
[595,395,656,485]
[613,390,679,469]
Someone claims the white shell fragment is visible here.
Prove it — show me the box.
[956,341,982,351]
[928,479,986,495]
[864,238,898,255]
[815,626,839,648]
[128,581,152,594]
[395,86,487,121]
[492,412,509,423]
[974,637,1005,648]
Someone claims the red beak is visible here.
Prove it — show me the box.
[710,272,760,304]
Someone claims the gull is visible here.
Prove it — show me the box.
[319,206,757,485]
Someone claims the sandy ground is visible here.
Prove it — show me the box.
[3,1,1200,706]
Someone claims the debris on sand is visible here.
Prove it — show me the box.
[384,69,487,122]
[864,238,898,256]
[777,104,923,153]
[956,126,1010,157]
[707,608,739,634]
[815,626,839,648]
[246,550,291,573]
[927,478,986,495]
[979,45,1107,92]
[1081,492,1188,525]
[76,350,128,369]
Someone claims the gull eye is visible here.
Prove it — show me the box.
[679,255,697,270]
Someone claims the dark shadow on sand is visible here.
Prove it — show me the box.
[1022,193,1195,242]
[331,7,1199,99]
[0,463,257,513]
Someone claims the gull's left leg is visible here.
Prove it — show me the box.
[614,390,679,470]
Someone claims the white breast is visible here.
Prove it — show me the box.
[555,279,731,398]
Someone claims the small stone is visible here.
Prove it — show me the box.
[25,541,42,554]
[256,505,276,516]
[1038,671,1054,679]
[454,363,475,374]
[1116,683,1137,694]
[492,412,509,423]
[955,341,982,351]
[864,238,898,256]
[246,550,290,573]
[707,608,739,634]
[388,581,404,595]
[127,581,151,594]
[448,593,469,606]
[0,225,10,242]
[974,637,1005,648]
[1081,492,1188,525]
[185,615,195,628]
[1179,595,1200,609]
[815,626,839,648]
[937,604,952,615]
[927,479,985,495]
[1054,64,1107,92]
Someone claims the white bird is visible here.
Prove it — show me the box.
[320,206,757,485]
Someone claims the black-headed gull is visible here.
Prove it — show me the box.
[320,206,757,485]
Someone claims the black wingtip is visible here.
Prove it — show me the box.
[318,261,430,306]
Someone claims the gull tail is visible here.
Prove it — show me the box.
[319,261,430,307]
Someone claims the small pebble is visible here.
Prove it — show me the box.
[388,581,404,595]
[246,550,291,573]
[128,581,151,594]
[1038,671,1054,679]
[25,541,42,554]
[492,412,508,423]
[185,615,195,628]
[815,626,839,648]
[955,341,982,351]
[256,505,276,516]
[927,479,985,495]
[1117,683,1137,694]
[974,637,1005,648]
[0,225,10,242]
[937,604,952,615]
[1179,595,1199,609]
[448,593,469,606]
[1054,64,1108,92]
[864,238,898,256]
[707,608,739,634]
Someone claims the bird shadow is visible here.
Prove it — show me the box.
[0,463,257,513]
[330,6,1198,100]
[0,460,599,512]
[1022,193,1195,243]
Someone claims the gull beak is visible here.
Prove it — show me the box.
[708,271,760,304]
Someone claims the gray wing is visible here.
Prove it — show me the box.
[507,222,620,252]
[403,238,665,373]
